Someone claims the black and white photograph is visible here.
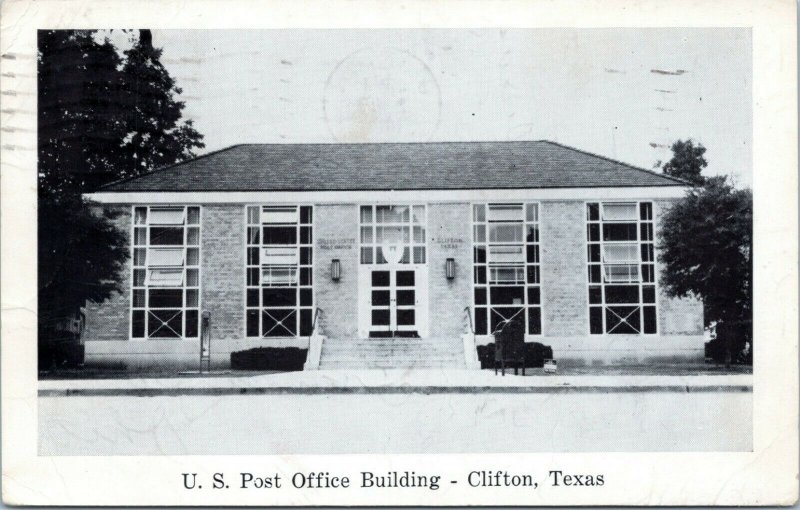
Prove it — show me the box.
[1,0,797,506]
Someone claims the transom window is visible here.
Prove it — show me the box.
[246,205,313,338]
[587,202,657,334]
[359,205,426,264]
[472,203,541,335]
[131,206,201,339]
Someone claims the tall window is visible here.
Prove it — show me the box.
[359,205,426,264]
[131,206,201,339]
[586,202,656,334]
[472,203,541,335]
[246,205,313,337]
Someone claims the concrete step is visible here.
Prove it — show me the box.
[317,337,466,370]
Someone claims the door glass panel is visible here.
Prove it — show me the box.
[396,290,415,306]
[396,309,415,326]
[371,309,390,326]
[372,271,390,287]
[396,271,415,287]
[372,290,390,306]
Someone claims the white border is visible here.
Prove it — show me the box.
[1,0,797,506]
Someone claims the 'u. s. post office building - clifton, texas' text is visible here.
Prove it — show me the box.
[83,141,704,371]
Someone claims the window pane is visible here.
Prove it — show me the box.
[412,205,425,223]
[263,226,297,244]
[300,267,312,286]
[360,247,373,264]
[606,306,640,334]
[133,248,147,266]
[643,306,657,333]
[586,203,599,221]
[248,227,260,244]
[602,203,637,221]
[149,248,184,266]
[640,223,653,241]
[605,285,640,304]
[413,226,425,243]
[149,208,185,225]
[490,286,524,305]
[261,267,298,286]
[148,269,183,287]
[641,244,654,262]
[589,307,603,334]
[474,288,487,305]
[247,267,259,286]
[527,307,541,335]
[525,225,539,243]
[473,204,486,222]
[587,223,600,242]
[413,246,426,264]
[489,245,524,264]
[300,206,313,225]
[262,247,297,265]
[134,207,148,225]
[247,247,259,265]
[376,205,408,223]
[262,207,297,224]
[148,289,183,308]
[186,269,199,287]
[588,265,601,283]
[603,243,639,263]
[474,246,486,263]
[186,227,199,246]
[525,203,538,222]
[186,289,199,307]
[300,226,312,245]
[262,309,296,336]
[187,207,200,225]
[150,227,184,245]
[603,223,638,242]
[475,307,487,334]
[300,288,313,306]
[489,224,522,243]
[299,308,313,336]
[360,206,373,224]
[527,287,541,305]
[148,310,182,337]
[489,267,524,284]
[604,264,639,283]
[474,225,486,243]
[474,266,486,284]
[262,288,296,307]
[132,289,146,307]
[526,245,539,263]
[488,204,523,222]
[132,310,145,337]
[133,269,146,287]
[185,310,199,337]
[588,285,602,304]
[361,226,373,243]
[526,265,540,284]
[246,310,260,337]
[643,285,656,303]
[640,202,653,221]
[300,247,312,265]
[587,244,600,262]
[134,227,147,245]
[247,206,260,224]
[246,288,259,307]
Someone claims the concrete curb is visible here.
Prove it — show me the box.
[38,384,753,397]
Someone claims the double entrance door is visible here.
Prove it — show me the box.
[358,266,428,338]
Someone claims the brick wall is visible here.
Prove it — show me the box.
[82,205,132,342]
[428,203,472,338]
[201,205,246,341]
[540,201,589,337]
[313,204,359,339]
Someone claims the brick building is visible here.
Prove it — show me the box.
[83,141,704,371]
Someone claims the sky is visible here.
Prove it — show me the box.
[137,29,751,185]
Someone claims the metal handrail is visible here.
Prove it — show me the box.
[463,306,475,334]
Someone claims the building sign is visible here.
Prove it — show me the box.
[435,237,465,250]
[318,237,356,250]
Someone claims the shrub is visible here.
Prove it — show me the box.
[230,347,308,371]
[476,342,553,369]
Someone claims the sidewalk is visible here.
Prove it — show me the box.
[38,368,753,396]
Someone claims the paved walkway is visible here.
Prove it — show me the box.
[38,369,752,396]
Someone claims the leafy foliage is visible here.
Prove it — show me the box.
[661,139,708,185]
[658,176,752,336]
[37,30,204,353]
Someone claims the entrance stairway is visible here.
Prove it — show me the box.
[318,337,466,370]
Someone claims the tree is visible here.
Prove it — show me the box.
[658,175,752,365]
[37,30,204,367]
[661,139,708,185]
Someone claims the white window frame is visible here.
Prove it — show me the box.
[130,205,201,341]
[586,201,658,335]
[472,202,543,337]
[359,204,427,266]
[244,205,314,338]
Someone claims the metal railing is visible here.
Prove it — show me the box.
[462,306,480,369]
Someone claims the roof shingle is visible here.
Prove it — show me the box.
[101,140,687,192]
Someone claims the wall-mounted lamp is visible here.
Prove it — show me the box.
[331,259,341,281]
[445,258,456,280]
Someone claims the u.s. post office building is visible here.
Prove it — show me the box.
[83,141,704,371]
